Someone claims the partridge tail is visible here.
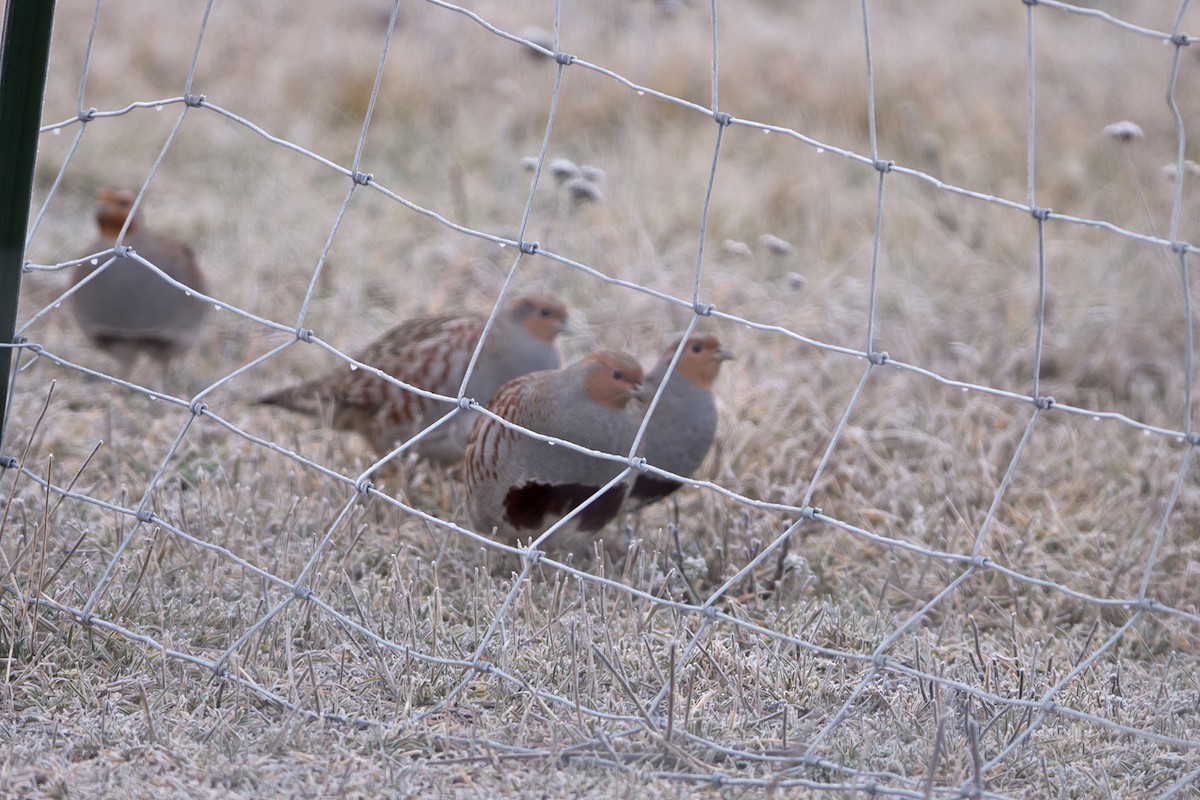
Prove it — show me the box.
[256,379,328,417]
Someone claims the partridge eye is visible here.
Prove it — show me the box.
[691,343,703,353]
[540,307,552,317]
[612,370,623,381]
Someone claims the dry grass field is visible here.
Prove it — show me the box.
[4,0,1200,796]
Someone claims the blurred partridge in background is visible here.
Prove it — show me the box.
[464,349,644,559]
[627,334,732,509]
[70,188,209,379]
[258,293,569,465]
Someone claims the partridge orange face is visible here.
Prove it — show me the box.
[513,294,570,344]
[668,335,733,390]
[582,350,644,410]
[94,189,138,238]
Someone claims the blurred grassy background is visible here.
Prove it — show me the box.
[6,0,1200,796]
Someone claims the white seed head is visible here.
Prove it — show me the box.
[565,177,602,205]
[580,165,606,184]
[549,158,580,184]
[759,233,794,256]
[1164,160,1200,182]
[1104,121,1143,142]
[721,239,753,258]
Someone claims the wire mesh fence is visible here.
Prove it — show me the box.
[4,0,1200,796]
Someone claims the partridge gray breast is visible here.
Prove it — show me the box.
[627,334,732,509]
[464,349,645,559]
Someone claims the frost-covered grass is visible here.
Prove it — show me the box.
[4,1,1200,796]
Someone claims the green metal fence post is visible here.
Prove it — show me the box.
[0,2,58,453]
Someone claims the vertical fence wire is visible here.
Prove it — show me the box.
[2,0,1198,796]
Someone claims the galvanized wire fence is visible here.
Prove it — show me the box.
[4,0,1200,796]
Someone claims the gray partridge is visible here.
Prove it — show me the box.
[70,188,209,376]
[627,334,732,509]
[258,294,569,465]
[463,350,644,558]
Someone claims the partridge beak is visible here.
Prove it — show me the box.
[630,382,646,402]
[558,316,575,336]
[715,347,735,362]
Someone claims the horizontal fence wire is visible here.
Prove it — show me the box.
[2,0,1198,797]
